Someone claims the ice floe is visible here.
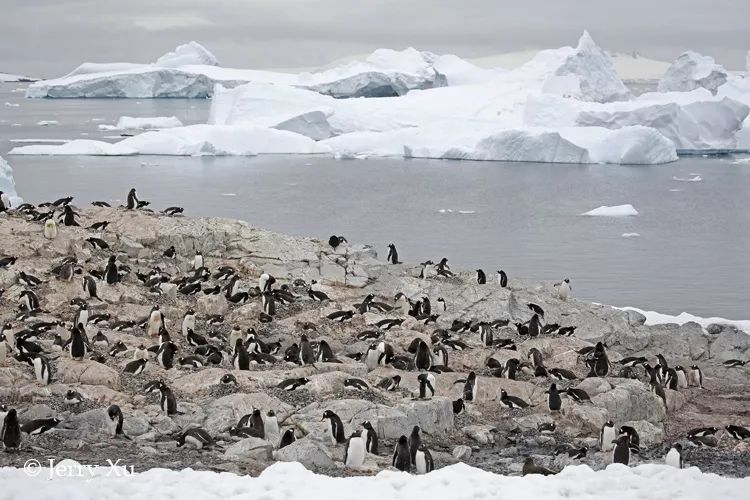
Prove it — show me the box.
[582,204,639,217]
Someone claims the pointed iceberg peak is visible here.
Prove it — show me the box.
[155,41,220,68]
[576,30,598,51]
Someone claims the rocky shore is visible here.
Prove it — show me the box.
[0,201,748,476]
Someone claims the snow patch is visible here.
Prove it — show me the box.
[582,204,639,217]
[36,120,60,126]
[617,306,750,334]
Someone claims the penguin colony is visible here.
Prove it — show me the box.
[0,190,748,477]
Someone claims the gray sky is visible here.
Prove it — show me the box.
[1,0,748,77]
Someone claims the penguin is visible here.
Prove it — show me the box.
[64,389,84,405]
[126,188,139,209]
[387,243,400,264]
[157,342,177,370]
[33,355,52,385]
[193,251,204,271]
[556,278,571,301]
[619,426,640,454]
[538,422,556,434]
[262,292,276,316]
[463,371,478,402]
[566,387,591,403]
[69,324,88,360]
[147,305,164,337]
[453,398,465,414]
[263,410,280,447]
[674,365,689,389]
[0,191,10,211]
[44,219,58,239]
[726,425,750,440]
[612,434,630,465]
[499,389,529,409]
[344,430,367,467]
[298,334,316,366]
[124,358,147,375]
[233,339,250,370]
[82,275,98,299]
[414,447,434,474]
[723,359,747,368]
[407,425,422,465]
[308,288,330,302]
[0,332,7,366]
[522,457,556,476]
[528,314,541,337]
[417,373,436,399]
[344,378,369,391]
[328,235,347,251]
[61,205,79,226]
[104,255,119,284]
[279,429,296,449]
[132,344,149,361]
[181,309,196,337]
[158,384,178,416]
[316,339,336,363]
[546,383,562,413]
[106,405,125,437]
[322,410,346,445]
[362,420,378,454]
[528,303,545,318]
[600,420,616,452]
[258,273,275,292]
[276,377,309,390]
[476,269,486,284]
[432,345,449,368]
[688,365,704,388]
[393,435,411,472]
[177,428,215,450]
[19,290,39,311]
[665,443,683,468]
[2,409,21,451]
[21,418,61,435]
[220,373,238,386]
[376,375,401,391]
[74,303,89,328]
[497,270,508,287]
[414,340,432,371]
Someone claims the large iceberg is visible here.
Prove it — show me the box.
[658,51,728,95]
[0,156,23,205]
[26,44,446,99]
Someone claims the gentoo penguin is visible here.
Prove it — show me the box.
[61,205,79,226]
[0,191,10,211]
[688,365,703,388]
[177,427,215,450]
[674,365,689,389]
[538,422,556,434]
[414,340,432,371]
[64,390,84,405]
[528,314,541,337]
[279,429,296,449]
[298,334,316,366]
[19,290,39,311]
[106,405,125,437]
[147,305,164,337]
[344,430,367,467]
[322,410,346,445]
[408,425,422,464]
[376,375,401,391]
[104,255,119,284]
[566,387,591,403]
[499,389,529,409]
[463,371,478,402]
[600,420,616,452]
[453,398,465,414]
[723,359,747,368]
[344,378,369,391]
[263,410,280,447]
[276,377,309,390]
[328,235,347,251]
[556,278,571,301]
[43,219,58,239]
[83,275,98,299]
[158,383,178,415]
[665,443,684,468]
[362,420,378,454]
[181,309,196,337]
[74,303,89,328]
[233,339,250,370]
[33,355,52,385]
[387,244,400,264]
[619,426,640,454]
[612,434,630,465]
[308,288,330,302]
[220,374,238,386]
[133,344,149,361]
[258,273,275,292]
[262,292,276,316]
[687,427,719,438]
[414,447,434,474]
[21,418,61,435]
[476,269,486,284]
[497,270,508,287]
[157,342,177,370]
[546,383,562,413]
[417,373,436,399]
[193,251,204,270]
[316,339,336,363]
[522,457,556,476]
[0,332,7,366]
[2,409,21,451]
[18,271,42,287]
[393,435,411,472]
[432,345,449,368]
[124,358,147,375]
[69,324,88,360]
[126,188,139,209]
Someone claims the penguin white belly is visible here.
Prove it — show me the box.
[34,359,47,384]
[415,450,428,474]
[558,283,570,301]
[472,381,478,401]
[44,221,58,239]
[601,427,616,452]
[345,437,366,467]
[0,342,6,365]
[676,371,688,389]
[182,317,195,336]
[185,435,204,450]
[264,419,280,447]
[665,448,681,468]
[147,312,161,336]
[364,349,380,371]
[106,418,118,436]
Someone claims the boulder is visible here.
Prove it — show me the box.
[55,359,120,389]
[224,437,274,461]
[273,438,335,470]
[590,379,666,424]
[203,393,292,433]
[452,445,472,460]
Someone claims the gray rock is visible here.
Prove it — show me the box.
[273,438,335,470]
[224,437,273,461]
[452,445,472,460]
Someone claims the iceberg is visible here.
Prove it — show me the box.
[0,72,38,82]
[658,51,728,95]
[26,44,446,99]
[582,204,639,217]
[99,116,184,131]
[0,156,23,205]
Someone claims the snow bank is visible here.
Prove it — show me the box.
[582,204,639,217]
[10,125,330,157]
[0,461,748,500]
[617,306,750,334]
[0,156,23,205]
[99,116,184,131]
[155,41,219,68]
[658,51,728,95]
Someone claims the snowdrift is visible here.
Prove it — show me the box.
[0,461,747,500]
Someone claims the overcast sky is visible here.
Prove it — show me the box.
[1,0,748,77]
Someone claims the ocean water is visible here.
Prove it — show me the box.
[2,83,749,319]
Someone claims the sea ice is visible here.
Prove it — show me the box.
[672,175,702,182]
[581,204,639,217]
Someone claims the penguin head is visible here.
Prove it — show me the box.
[107,405,121,420]
[322,410,335,421]
[398,435,408,445]
[500,389,508,398]
[411,425,421,436]
[672,443,682,452]
[267,410,276,418]
[564,278,570,283]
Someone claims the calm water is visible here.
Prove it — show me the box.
[2,83,750,319]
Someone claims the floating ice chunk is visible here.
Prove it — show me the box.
[36,120,60,126]
[4,102,19,107]
[10,139,70,144]
[221,193,237,196]
[9,140,138,156]
[99,116,184,131]
[621,232,641,238]
[672,175,702,182]
[582,204,638,217]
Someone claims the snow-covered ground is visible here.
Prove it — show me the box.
[0,461,747,500]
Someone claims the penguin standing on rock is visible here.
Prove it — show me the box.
[417,373,436,399]
[688,365,703,388]
[344,431,366,467]
[83,275,98,299]
[414,340,432,371]
[69,324,89,360]
[462,371,478,402]
[181,309,196,337]
[546,383,562,413]
[414,447,434,474]
[279,429,296,449]
[106,405,126,438]
[362,420,378,454]
[104,256,119,285]
[61,205,80,226]
[126,189,139,209]
[665,443,683,468]
[2,409,21,451]
[408,425,422,465]
[387,244,400,264]
[556,278,571,301]
[600,420,616,452]
[612,434,631,465]
[44,219,58,240]
[33,355,52,385]
[322,410,346,445]
[497,270,508,287]
[393,435,411,472]
[476,269,486,284]
[147,305,164,337]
